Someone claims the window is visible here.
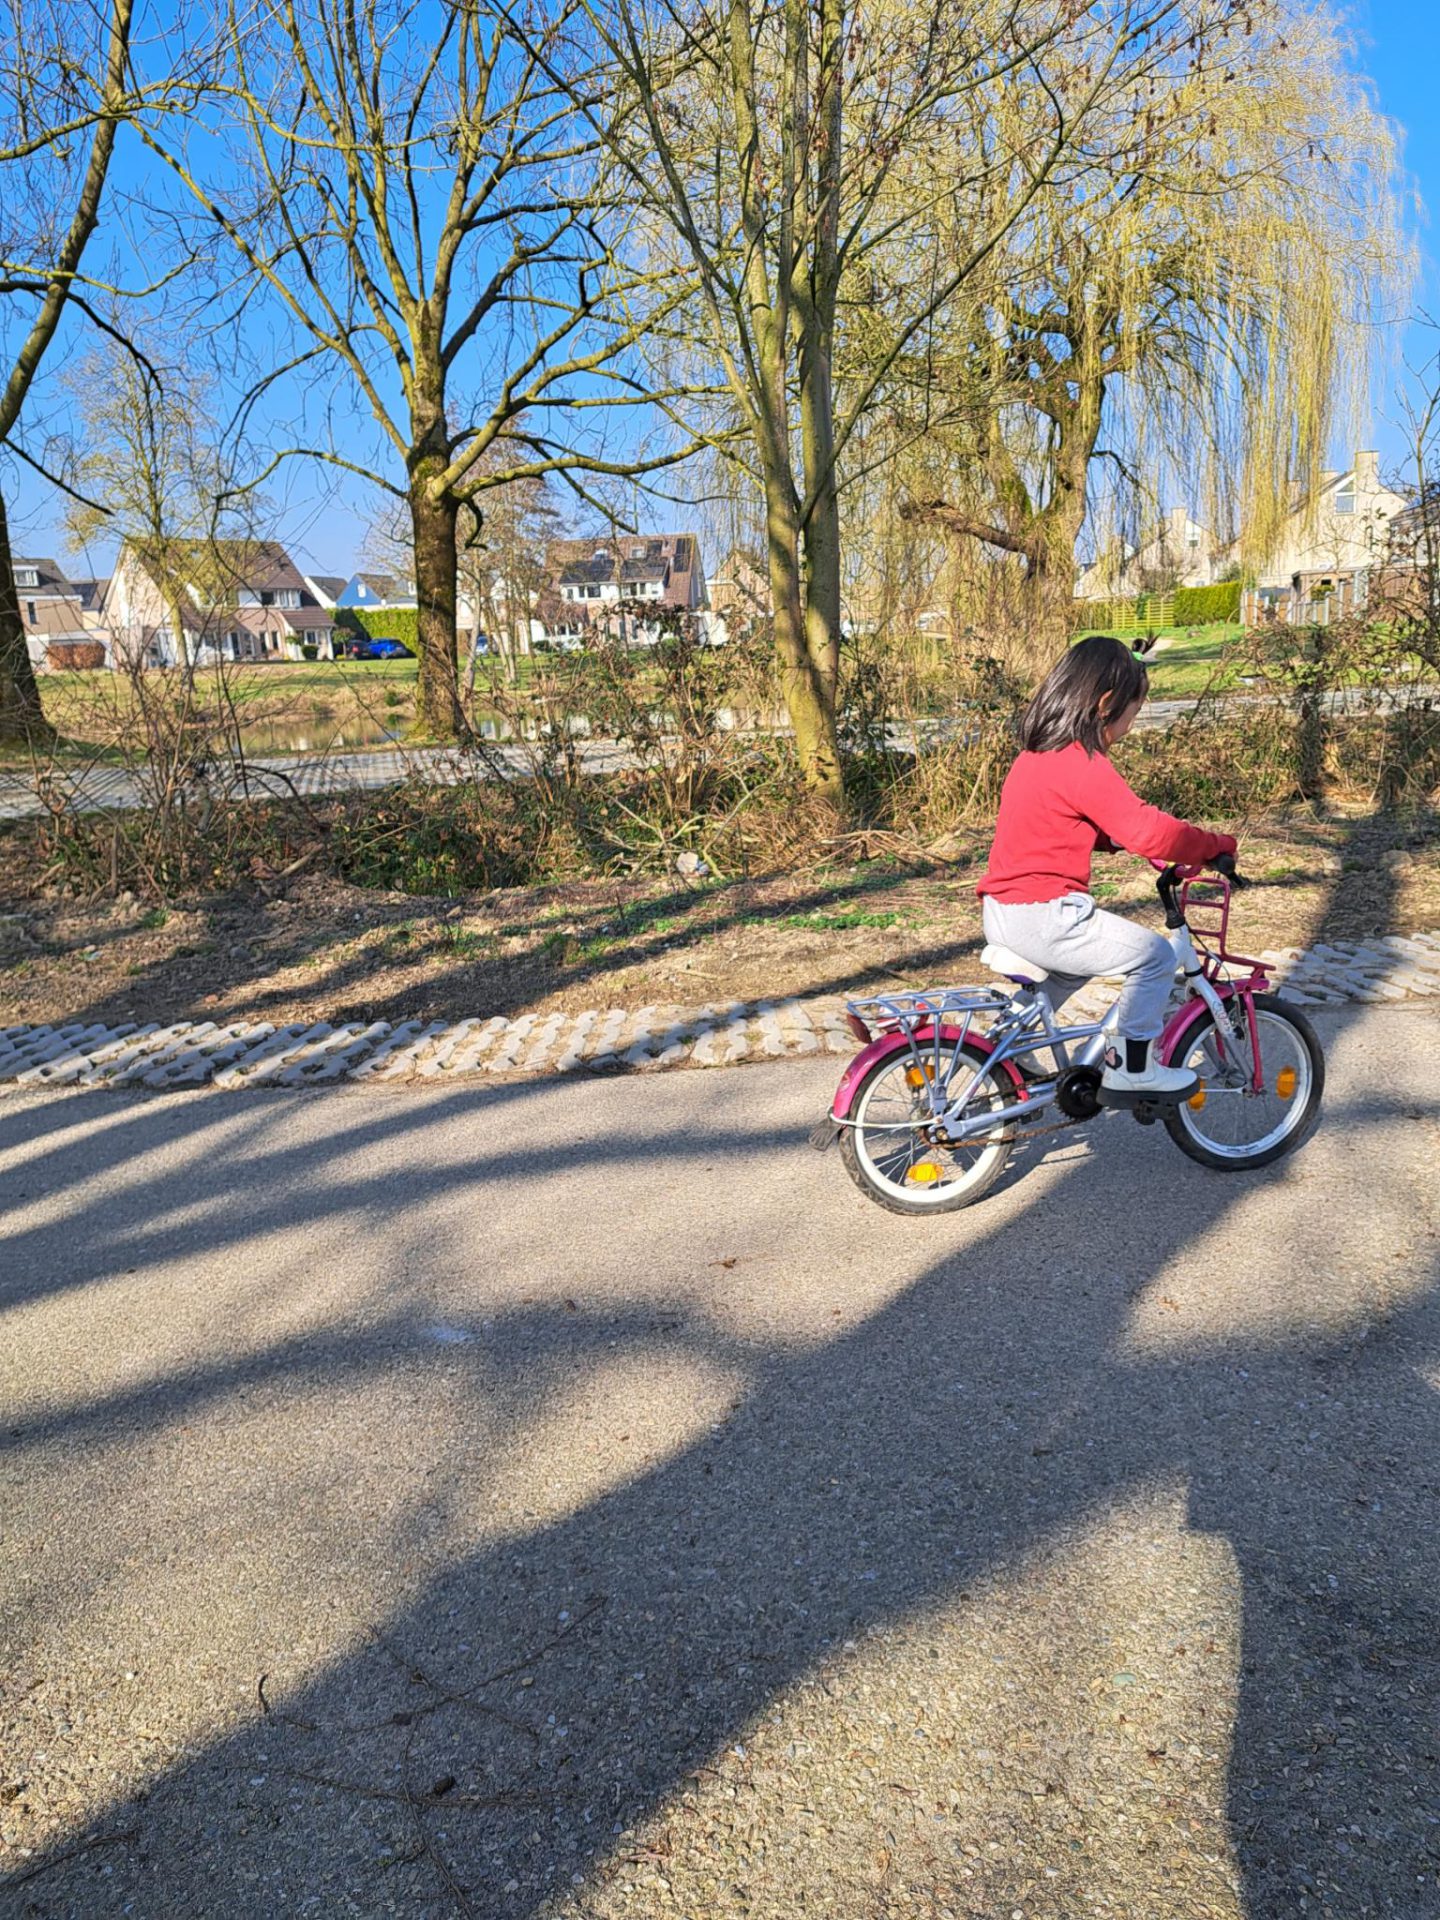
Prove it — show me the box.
[1334,481,1356,516]
[24,600,36,625]
[15,567,38,588]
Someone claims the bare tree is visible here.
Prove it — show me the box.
[0,0,136,740]
[148,0,712,742]
[514,0,1285,807]
[63,334,259,678]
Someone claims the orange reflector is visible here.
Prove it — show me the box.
[907,1162,944,1186]
[905,1063,934,1088]
[1187,1083,1207,1111]
[1275,1065,1298,1099]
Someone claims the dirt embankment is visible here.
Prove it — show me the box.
[3,814,1437,1033]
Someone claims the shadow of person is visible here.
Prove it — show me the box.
[4,1008,1437,1920]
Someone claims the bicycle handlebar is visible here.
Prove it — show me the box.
[1146,852,1249,888]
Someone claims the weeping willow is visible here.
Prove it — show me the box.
[852,0,1410,651]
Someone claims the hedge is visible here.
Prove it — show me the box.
[1171,580,1241,625]
[334,606,422,653]
[1072,578,1241,634]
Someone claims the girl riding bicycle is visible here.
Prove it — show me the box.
[978,634,1236,1105]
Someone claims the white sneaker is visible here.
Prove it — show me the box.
[1097,1038,1199,1109]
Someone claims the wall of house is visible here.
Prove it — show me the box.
[1255,451,1407,588]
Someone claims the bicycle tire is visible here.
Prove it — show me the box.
[838,1039,1018,1216]
[1163,992,1324,1171]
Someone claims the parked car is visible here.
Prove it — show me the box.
[367,636,414,659]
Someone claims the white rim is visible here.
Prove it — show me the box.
[852,1051,1010,1206]
[1173,1007,1314,1160]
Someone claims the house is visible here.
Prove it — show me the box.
[1076,508,1223,600]
[103,538,336,667]
[537,532,708,645]
[1243,450,1407,620]
[334,569,480,651]
[707,546,768,619]
[335,570,411,611]
[13,557,109,670]
[302,573,347,610]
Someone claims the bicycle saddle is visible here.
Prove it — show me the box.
[980,943,1049,985]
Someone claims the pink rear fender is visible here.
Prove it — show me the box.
[830,1026,1028,1121]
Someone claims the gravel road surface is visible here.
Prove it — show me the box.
[2,1003,1439,1919]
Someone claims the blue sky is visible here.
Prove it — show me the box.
[12,1,1440,581]
[1357,0,1440,435]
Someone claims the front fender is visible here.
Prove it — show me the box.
[1157,985,1239,1067]
[830,1025,1027,1121]
[1160,982,1264,1092]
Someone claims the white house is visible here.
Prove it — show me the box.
[538,533,707,645]
[1076,507,1223,599]
[103,538,336,667]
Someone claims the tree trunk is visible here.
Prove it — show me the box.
[1018,503,1086,647]
[0,490,52,744]
[765,482,842,806]
[410,470,465,742]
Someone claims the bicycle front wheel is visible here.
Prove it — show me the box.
[1163,992,1324,1171]
[838,1040,1018,1216]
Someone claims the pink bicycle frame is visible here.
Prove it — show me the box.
[1153,864,1269,1093]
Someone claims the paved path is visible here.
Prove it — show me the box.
[5,687,1431,819]
[2,929,1438,1093]
[2,1000,1440,1917]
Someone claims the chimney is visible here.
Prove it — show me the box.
[1355,449,1379,491]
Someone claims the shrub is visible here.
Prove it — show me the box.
[1172,580,1241,626]
[334,606,421,653]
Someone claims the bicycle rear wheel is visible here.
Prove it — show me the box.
[1163,993,1323,1171]
[839,1040,1018,1215]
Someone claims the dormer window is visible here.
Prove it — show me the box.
[15,566,38,588]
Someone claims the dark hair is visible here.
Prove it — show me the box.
[1018,634,1149,755]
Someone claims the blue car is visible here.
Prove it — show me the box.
[367,636,414,659]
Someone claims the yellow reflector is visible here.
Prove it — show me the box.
[905,1063,934,1088]
[907,1162,944,1186]
[1275,1065,1298,1099]
[1187,1083,1207,1111]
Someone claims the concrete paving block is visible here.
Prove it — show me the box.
[0,1024,97,1077]
[262,1024,385,1085]
[440,1015,511,1074]
[583,1008,631,1066]
[553,1011,600,1073]
[519,1013,570,1072]
[213,1024,332,1089]
[93,1022,207,1082]
[619,1005,663,1068]
[142,1025,277,1087]
[283,1022,395,1083]
[483,1016,540,1074]
[17,1024,131,1084]
[0,1025,55,1073]
[414,1019,486,1078]
[347,1021,446,1079]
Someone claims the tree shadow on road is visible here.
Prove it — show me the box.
[2,829,1437,1919]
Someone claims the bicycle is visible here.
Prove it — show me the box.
[816,855,1325,1215]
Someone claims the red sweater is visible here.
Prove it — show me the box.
[978,742,1236,903]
